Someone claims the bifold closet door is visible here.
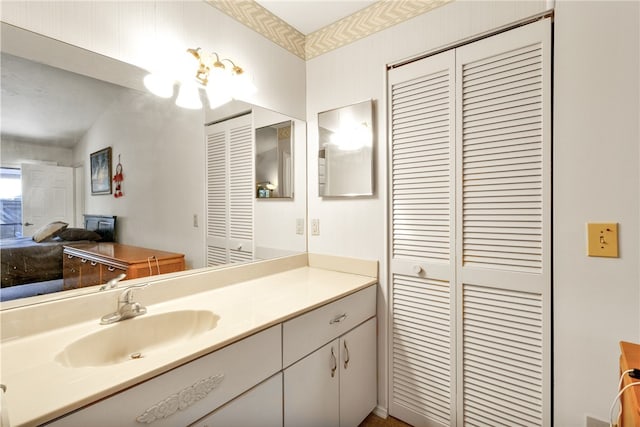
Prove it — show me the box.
[205,113,254,265]
[454,19,551,427]
[388,49,457,427]
[389,18,551,427]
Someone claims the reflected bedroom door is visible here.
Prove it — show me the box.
[21,163,74,237]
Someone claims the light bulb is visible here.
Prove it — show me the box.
[230,71,257,100]
[175,83,202,109]
[143,73,174,98]
[206,86,232,109]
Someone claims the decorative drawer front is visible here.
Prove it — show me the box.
[282,284,376,368]
[46,325,281,427]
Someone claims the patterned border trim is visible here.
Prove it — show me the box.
[136,374,224,424]
[305,0,453,59]
[206,0,306,59]
[206,0,452,60]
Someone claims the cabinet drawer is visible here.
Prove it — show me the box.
[282,285,376,368]
[190,373,282,427]
[47,325,281,427]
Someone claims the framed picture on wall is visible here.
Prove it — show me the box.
[90,147,112,195]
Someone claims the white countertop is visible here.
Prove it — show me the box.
[0,256,377,426]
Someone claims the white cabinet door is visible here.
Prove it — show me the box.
[190,373,282,427]
[284,339,340,427]
[339,317,377,427]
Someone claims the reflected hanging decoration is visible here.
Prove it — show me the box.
[143,48,256,110]
[113,155,124,198]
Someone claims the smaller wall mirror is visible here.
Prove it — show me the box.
[255,121,294,199]
[318,100,374,197]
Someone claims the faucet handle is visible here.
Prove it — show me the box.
[120,283,148,303]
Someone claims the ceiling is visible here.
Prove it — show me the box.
[1,53,129,148]
[254,0,377,34]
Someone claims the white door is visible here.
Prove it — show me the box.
[284,339,340,427]
[388,49,457,427]
[21,163,74,236]
[339,318,377,427]
[205,113,254,265]
[388,19,551,427]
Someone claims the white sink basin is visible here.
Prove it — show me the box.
[55,310,219,368]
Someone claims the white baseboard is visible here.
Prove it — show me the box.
[373,405,388,419]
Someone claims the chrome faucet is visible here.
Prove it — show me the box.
[100,283,148,325]
[98,273,127,291]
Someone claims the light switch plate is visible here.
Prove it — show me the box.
[587,222,618,257]
[296,218,304,235]
[311,219,320,236]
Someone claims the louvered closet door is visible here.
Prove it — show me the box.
[228,121,254,262]
[389,18,551,427]
[388,50,457,427]
[455,19,551,427]
[206,123,227,265]
[205,114,254,266]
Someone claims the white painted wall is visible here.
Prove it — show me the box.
[0,139,73,168]
[73,88,206,269]
[553,1,640,425]
[307,0,640,423]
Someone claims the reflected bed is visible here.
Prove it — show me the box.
[0,215,116,300]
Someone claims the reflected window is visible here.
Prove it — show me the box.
[0,167,22,238]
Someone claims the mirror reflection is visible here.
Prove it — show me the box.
[318,100,374,197]
[256,121,294,199]
[0,23,307,304]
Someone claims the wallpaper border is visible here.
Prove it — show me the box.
[206,0,453,60]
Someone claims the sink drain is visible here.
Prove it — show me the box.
[130,352,143,360]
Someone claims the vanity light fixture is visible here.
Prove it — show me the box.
[143,47,256,110]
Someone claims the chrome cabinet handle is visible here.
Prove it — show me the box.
[343,340,350,369]
[67,254,73,259]
[107,266,116,272]
[329,313,347,325]
[80,258,87,263]
[330,347,337,378]
[90,261,97,266]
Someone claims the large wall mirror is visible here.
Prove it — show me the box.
[0,22,307,305]
[318,100,374,197]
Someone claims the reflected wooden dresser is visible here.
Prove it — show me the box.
[619,341,640,427]
[62,243,185,289]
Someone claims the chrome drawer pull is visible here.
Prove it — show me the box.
[329,313,347,325]
[330,347,337,378]
[107,266,116,272]
[90,261,97,266]
[80,258,87,263]
[343,340,350,369]
[67,254,73,259]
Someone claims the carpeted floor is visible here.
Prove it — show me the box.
[359,413,412,427]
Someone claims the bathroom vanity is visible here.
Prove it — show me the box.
[0,254,377,427]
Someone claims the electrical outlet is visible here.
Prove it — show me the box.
[296,218,304,235]
[311,219,320,236]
